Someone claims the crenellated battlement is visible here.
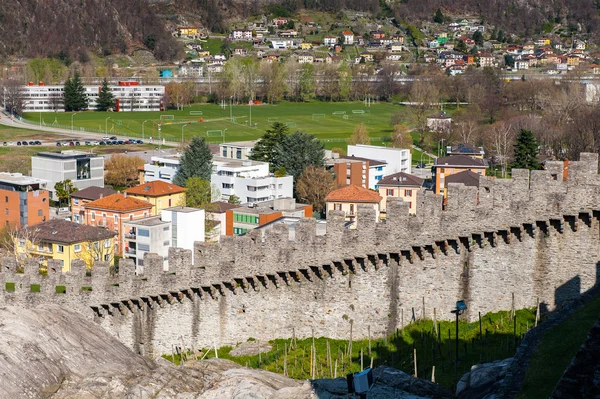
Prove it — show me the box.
[2,154,600,354]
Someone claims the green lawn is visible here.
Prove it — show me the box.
[516,295,600,399]
[165,308,536,391]
[23,101,409,149]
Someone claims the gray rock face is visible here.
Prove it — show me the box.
[229,341,273,357]
[456,358,513,399]
[0,304,453,399]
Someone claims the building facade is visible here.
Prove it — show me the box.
[71,186,116,224]
[225,198,311,236]
[125,181,186,216]
[0,173,49,228]
[432,155,487,194]
[82,194,153,255]
[32,151,104,200]
[17,219,115,272]
[20,81,164,112]
[212,157,293,204]
[376,172,424,216]
[140,155,181,184]
[218,141,256,161]
[324,184,382,224]
[347,144,412,175]
[338,156,387,190]
[123,216,171,272]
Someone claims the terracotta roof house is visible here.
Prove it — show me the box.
[377,172,424,216]
[71,186,117,224]
[82,194,153,256]
[125,181,186,216]
[325,184,382,224]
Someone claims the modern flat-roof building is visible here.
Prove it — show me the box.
[225,197,312,236]
[347,144,411,175]
[20,81,164,112]
[212,157,293,204]
[218,141,257,160]
[337,155,387,190]
[0,173,49,228]
[140,155,181,184]
[32,151,104,200]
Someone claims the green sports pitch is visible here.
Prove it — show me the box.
[23,101,409,149]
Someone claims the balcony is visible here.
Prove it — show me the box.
[125,233,136,239]
[125,248,137,255]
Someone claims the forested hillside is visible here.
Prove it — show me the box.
[2,0,600,61]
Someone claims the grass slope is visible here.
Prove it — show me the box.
[516,295,600,399]
[166,308,536,391]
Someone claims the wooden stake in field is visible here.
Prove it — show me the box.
[433,308,437,336]
[431,365,435,383]
[361,348,364,371]
[413,348,418,377]
[368,325,372,357]
[334,359,338,379]
[535,298,540,327]
[284,343,288,377]
[511,292,515,319]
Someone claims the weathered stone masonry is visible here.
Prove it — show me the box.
[2,154,600,355]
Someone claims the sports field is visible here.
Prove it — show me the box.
[23,101,410,149]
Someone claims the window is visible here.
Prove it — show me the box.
[18,240,25,247]
[138,229,150,237]
[375,175,383,181]
[73,199,79,205]
[386,189,394,196]
[334,203,342,211]
[138,243,150,251]
[38,210,43,216]
[440,168,445,173]
[114,215,119,223]
[91,212,95,221]
[143,212,148,217]
[168,199,172,206]
[4,208,7,215]
[130,215,133,221]
[222,147,227,157]
[376,166,383,171]
[164,240,170,245]
[4,196,7,203]
[236,149,242,159]
[163,226,169,231]
[104,254,111,262]
[350,204,354,214]
[104,239,111,248]
[405,189,412,197]
[74,244,81,253]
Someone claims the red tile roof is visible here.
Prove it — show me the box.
[85,194,153,212]
[125,180,185,197]
[325,184,382,203]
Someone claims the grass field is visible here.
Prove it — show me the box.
[516,294,600,399]
[23,101,411,150]
[165,308,536,391]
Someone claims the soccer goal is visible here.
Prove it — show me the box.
[286,122,297,128]
[343,115,349,120]
[160,115,175,120]
[267,117,278,122]
[312,114,326,120]
[189,111,203,115]
[352,110,365,114]
[206,130,224,138]
[332,111,346,116]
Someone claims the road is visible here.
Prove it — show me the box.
[0,111,180,147]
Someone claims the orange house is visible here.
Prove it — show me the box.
[82,193,153,255]
[71,186,116,224]
[432,155,487,194]
[0,173,49,228]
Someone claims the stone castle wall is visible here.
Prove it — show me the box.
[2,154,600,355]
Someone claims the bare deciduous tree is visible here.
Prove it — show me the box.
[409,80,440,146]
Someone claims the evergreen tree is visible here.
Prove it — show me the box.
[64,72,88,111]
[272,131,325,181]
[512,129,540,170]
[472,31,484,46]
[433,8,444,23]
[96,78,115,111]
[455,40,468,53]
[173,137,213,187]
[490,28,498,41]
[497,30,505,43]
[249,122,289,168]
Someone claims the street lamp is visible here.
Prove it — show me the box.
[71,112,79,133]
[230,96,233,122]
[142,120,149,140]
[182,122,190,143]
[223,128,228,144]
[105,116,112,134]
[451,300,467,363]
[249,99,252,127]
[438,138,445,157]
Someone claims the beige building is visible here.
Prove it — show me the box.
[377,172,424,216]
[324,184,382,224]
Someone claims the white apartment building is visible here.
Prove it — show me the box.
[124,206,205,272]
[348,144,412,174]
[140,155,181,184]
[231,30,253,41]
[211,157,293,204]
[20,81,164,112]
[32,151,104,200]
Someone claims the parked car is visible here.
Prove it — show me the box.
[117,140,124,145]
[75,141,81,146]
[415,163,426,168]
[110,136,117,140]
[2,142,6,146]
[105,141,112,145]
[69,141,75,146]
[34,141,41,145]
[98,141,105,145]
[16,141,21,146]
[28,141,35,145]
[22,141,28,146]
[92,141,100,145]
[7,142,14,146]
[136,140,144,144]
[56,142,61,146]
[85,141,91,146]
[102,136,110,140]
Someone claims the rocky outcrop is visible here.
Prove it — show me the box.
[229,340,273,357]
[456,358,513,399]
[0,304,454,398]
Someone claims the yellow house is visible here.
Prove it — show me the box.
[198,50,211,57]
[125,180,186,216]
[377,172,424,216]
[301,42,313,50]
[432,155,487,194]
[16,219,116,272]
[178,27,199,36]
[325,184,382,225]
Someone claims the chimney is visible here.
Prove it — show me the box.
[100,193,104,199]
[123,192,127,198]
